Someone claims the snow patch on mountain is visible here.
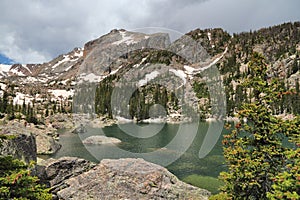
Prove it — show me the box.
[13,92,34,105]
[51,48,83,71]
[112,31,149,45]
[193,47,228,74]
[113,31,138,45]
[0,64,11,72]
[115,116,133,123]
[169,69,187,85]
[48,89,74,99]
[184,65,195,74]
[138,71,160,87]
[0,83,7,90]
[9,68,25,76]
[21,64,32,74]
[207,32,211,41]
[78,73,103,83]
[52,55,71,69]
[110,65,123,75]
[64,65,74,72]
[78,65,124,84]
[74,48,84,57]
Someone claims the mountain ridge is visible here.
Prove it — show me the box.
[0,22,299,123]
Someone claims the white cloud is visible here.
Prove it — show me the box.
[0,0,299,64]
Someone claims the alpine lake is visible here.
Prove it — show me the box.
[40,121,231,194]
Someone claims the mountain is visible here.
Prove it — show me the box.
[0,22,299,123]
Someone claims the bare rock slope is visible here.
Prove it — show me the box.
[55,158,210,200]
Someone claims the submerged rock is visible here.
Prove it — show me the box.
[71,124,87,134]
[55,158,210,199]
[82,135,121,145]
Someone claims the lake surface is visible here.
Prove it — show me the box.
[42,122,230,193]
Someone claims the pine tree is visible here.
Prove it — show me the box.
[0,156,52,200]
[220,52,300,199]
[22,99,27,115]
[1,90,8,113]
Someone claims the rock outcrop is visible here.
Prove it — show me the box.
[81,29,170,75]
[47,114,75,130]
[0,120,62,155]
[37,157,96,196]
[47,158,211,200]
[0,132,36,164]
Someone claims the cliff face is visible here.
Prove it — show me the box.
[0,132,36,164]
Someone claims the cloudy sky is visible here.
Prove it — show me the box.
[0,0,299,64]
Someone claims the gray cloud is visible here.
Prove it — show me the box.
[0,0,299,63]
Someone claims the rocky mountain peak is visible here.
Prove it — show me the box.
[80,29,171,76]
[0,22,299,123]
[83,29,170,59]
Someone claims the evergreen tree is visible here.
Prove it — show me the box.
[220,52,300,199]
[1,90,8,113]
[0,156,52,200]
[22,99,27,115]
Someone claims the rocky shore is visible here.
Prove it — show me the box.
[0,119,61,155]
[1,120,211,199]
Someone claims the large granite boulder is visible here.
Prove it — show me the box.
[56,158,210,200]
[37,157,96,195]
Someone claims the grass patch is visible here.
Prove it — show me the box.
[182,174,223,194]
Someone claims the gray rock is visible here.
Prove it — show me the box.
[0,120,62,155]
[36,134,61,155]
[82,135,121,145]
[81,29,170,75]
[169,34,209,64]
[37,157,96,195]
[48,114,75,130]
[57,158,210,200]
[0,132,36,164]
[71,124,87,134]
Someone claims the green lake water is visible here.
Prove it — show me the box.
[42,122,230,194]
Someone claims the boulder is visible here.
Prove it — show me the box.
[56,158,210,200]
[1,120,61,155]
[36,134,61,155]
[71,124,87,134]
[37,157,96,195]
[82,135,121,145]
[0,132,36,164]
